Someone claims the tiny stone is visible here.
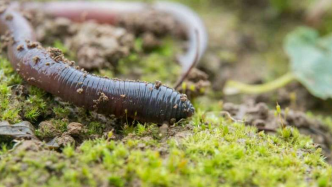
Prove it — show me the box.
[27,42,39,49]
[16,45,24,51]
[77,88,84,94]
[27,77,36,82]
[33,56,40,64]
[120,94,126,98]
[0,6,6,14]
[100,92,109,101]
[5,14,13,21]
[67,122,84,136]
[155,80,162,89]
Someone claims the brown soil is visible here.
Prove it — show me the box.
[178,68,211,98]
[29,9,186,71]
[222,102,332,162]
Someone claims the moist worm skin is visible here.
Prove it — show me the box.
[23,1,209,88]
[0,6,195,124]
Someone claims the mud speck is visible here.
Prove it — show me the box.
[47,47,65,62]
[0,6,7,15]
[5,14,13,21]
[77,88,83,94]
[155,80,162,89]
[16,45,24,51]
[33,56,40,64]
[27,42,39,49]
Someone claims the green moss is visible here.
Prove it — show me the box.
[53,106,71,119]
[117,38,181,84]
[87,121,105,135]
[0,114,331,187]
[0,57,22,123]
[0,56,54,123]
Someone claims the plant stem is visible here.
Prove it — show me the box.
[224,72,296,95]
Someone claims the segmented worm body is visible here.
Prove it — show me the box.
[0,1,207,123]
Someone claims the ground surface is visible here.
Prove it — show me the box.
[1,0,332,186]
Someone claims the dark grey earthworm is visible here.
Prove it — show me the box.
[0,3,201,124]
[23,1,209,89]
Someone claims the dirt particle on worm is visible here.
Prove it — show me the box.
[99,93,109,101]
[93,92,109,105]
[33,56,40,64]
[155,80,162,89]
[5,14,13,21]
[27,42,39,49]
[0,6,6,14]
[77,88,84,94]
[47,47,65,62]
[120,94,126,98]
[27,77,36,82]
[180,94,188,102]
[16,45,24,51]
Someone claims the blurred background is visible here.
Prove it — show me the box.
[19,0,331,119]
[169,0,332,113]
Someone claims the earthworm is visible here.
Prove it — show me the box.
[22,1,209,89]
[0,3,199,124]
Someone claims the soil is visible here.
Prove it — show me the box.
[222,101,332,163]
[29,9,186,71]
[178,68,211,98]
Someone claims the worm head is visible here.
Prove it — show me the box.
[185,100,195,117]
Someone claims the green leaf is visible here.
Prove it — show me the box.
[285,27,332,99]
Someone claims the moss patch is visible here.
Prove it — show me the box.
[0,115,331,186]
